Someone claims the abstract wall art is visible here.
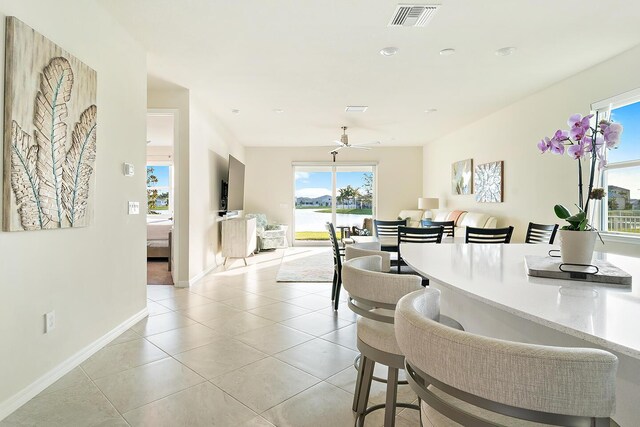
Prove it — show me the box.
[474,161,504,203]
[451,158,473,195]
[3,17,98,231]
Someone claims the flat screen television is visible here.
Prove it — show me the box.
[221,155,245,212]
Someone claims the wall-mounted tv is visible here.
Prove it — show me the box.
[221,155,245,213]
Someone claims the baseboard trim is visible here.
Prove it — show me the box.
[186,262,219,287]
[0,307,148,422]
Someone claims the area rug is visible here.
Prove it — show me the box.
[147,260,174,285]
[276,249,334,282]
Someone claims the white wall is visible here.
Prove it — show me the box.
[188,94,245,279]
[244,146,423,242]
[0,0,147,415]
[423,45,640,255]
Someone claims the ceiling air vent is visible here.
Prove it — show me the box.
[388,4,440,27]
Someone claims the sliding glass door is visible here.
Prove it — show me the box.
[293,164,376,243]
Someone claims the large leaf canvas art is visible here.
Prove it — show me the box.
[451,159,473,195]
[3,17,97,231]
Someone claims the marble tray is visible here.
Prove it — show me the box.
[525,255,632,287]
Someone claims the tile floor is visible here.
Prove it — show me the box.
[2,249,440,427]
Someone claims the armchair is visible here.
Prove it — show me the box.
[245,213,288,251]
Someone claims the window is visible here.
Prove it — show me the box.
[147,164,173,217]
[592,89,640,236]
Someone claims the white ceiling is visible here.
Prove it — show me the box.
[100,0,640,148]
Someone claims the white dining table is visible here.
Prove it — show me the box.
[401,242,640,426]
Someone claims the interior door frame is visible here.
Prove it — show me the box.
[291,161,378,246]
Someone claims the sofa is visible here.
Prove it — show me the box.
[429,209,497,237]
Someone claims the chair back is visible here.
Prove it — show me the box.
[342,256,422,323]
[395,290,618,426]
[345,245,391,273]
[421,219,455,238]
[326,222,342,271]
[465,226,513,244]
[374,219,406,237]
[525,222,559,244]
[397,226,443,274]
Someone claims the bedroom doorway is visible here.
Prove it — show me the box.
[146,112,176,285]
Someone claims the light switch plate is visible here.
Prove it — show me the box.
[45,311,55,333]
[123,163,135,176]
[128,201,140,215]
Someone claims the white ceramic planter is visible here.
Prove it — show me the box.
[558,230,597,265]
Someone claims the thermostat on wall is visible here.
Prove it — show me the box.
[123,163,134,176]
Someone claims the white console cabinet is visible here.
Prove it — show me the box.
[221,217,257,266]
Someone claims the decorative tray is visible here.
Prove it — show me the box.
[525,255,632,287]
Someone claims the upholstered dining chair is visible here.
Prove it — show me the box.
[465,225,514,244]
[342,255,422,427]
[397,226,443,274]
[326,222,344,311]
[395,289,619,427]
[525,222,559,244]
[345,245,391,273]
[421,219,455,238]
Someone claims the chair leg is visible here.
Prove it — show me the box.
[333,270,341,311]
[331,269,338,302]
[353,355,374,414]
[384,367,399,427]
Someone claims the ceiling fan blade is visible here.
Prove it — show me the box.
[333,140,345,146]
[350,146,372,150]
[329,146,345,153]
[352,141,380,147]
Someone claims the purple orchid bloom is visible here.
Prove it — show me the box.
[567,142,586,159]
[604,122,623,148]
[537,137,550,153]
[567,114,583,129]
[583,135,604,153]
[553,129,569,141]
[598,158,608,170]
[568,114,592,141]
[549,138,565,155]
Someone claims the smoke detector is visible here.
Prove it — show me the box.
[389,4,441,27]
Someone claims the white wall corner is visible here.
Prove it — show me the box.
[0,308,148,422]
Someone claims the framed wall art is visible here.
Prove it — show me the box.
[451,158,473,195]
[474,161,504,203]
[3,17,98,231]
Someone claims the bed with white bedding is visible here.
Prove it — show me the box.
[147,218,173,259]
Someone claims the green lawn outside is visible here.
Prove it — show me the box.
[150,205,169,211]
[295,231,342,240]
[295,205,330,209]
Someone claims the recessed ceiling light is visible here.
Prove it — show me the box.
[495,46,517,57]
[273,109,284,113]
[345,106,368,113]
[231,109,240,114]
[379,47,399,56]
[424,108,438,113]
[439,48,456,56]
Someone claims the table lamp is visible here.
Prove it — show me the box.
[418,197,439,219]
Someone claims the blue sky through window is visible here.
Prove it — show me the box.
[295,171,370,198]
[147,166,170,187]
[609,101,640,163]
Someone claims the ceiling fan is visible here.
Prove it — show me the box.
[329,126,380,154]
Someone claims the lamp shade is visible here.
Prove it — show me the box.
[418,197,439,210]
